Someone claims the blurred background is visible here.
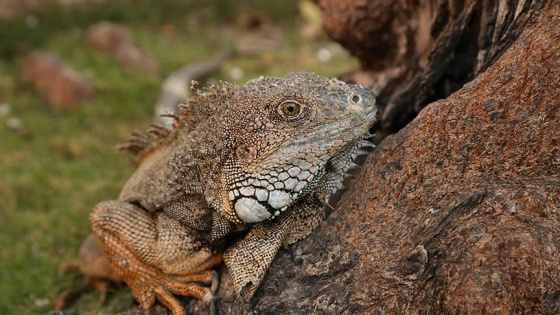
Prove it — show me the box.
[0,0,358,313]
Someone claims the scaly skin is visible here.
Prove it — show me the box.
[56,71,379,314]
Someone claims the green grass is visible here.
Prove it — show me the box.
[0,1,358,314]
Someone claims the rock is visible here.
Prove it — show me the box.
[21,52,94,110]
[85,22,160,77]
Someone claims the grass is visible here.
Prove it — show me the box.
[0,1,358,314]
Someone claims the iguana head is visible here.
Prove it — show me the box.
[209,71,378,224]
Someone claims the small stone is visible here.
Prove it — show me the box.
[6,117,22,130]
[86,22,160,77]
[21,52,94,110]
[0,103,11,117]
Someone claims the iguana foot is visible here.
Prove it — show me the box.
[90,200,222,315]
[106,236,221,315]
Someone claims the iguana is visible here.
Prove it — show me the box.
[56,71,379,315]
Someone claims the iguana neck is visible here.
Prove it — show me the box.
[171,115,229,198]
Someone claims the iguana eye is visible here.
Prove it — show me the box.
[278,101,302,118]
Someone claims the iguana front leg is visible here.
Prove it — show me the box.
[224,194,325,300]
[90,200,222,315]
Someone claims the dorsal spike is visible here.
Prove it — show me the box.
[160,111,179,119]
[118,82,237,163]
[190,80,203,94]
